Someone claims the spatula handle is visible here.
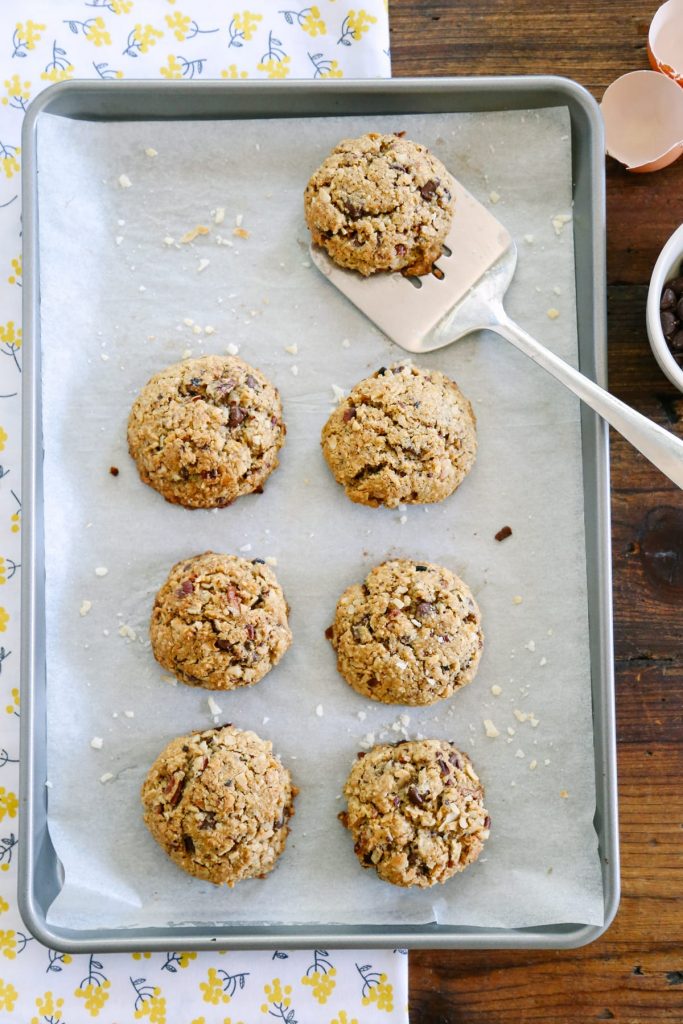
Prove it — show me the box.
[494,313,683,490]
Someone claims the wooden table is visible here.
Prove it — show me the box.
[389,2,683,1020]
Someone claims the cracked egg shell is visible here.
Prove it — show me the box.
[601,70,683,172]
[648,0,683,84]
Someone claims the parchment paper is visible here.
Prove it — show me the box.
[37,107,604,931]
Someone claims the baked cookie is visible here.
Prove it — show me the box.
[150,552,292,690]
[141,725,296,886]
[327,559,482,706]
[127,355,285,508]
[340,739,489,888]
[304,132,454,277]
[321,363,476,508]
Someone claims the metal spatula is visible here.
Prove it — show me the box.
[310,176,683,490]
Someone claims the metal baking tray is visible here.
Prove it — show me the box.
[19,76,618,952]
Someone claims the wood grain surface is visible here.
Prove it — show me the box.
[388,2,683,1021]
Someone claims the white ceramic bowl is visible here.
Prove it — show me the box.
[646,222,683,393]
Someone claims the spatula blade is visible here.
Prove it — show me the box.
[309,176,513,353]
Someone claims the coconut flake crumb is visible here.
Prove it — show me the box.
[100,772,114,784]
[208,696,222,717]
[163,236,175,247]
[315,704,324,717]
[265,556,278,567]
[546,308,560,320]
[513,595,523,605]
[79,600,92,617]
[213,207,225,225]
[551,213,572,236]
[118,174,132,189]
[484,719,500,738]
[145,147,158,158]
[357,710,367,721]
[284,343,298,355]
[226,343,240,356]
[553,285,562,295]
[235,213,243,227]
[491,684,502,696]
[204,325,216,335]
[489,190,501,204]
[361,732,375,749]
[524,234,535,244]
[331,384,346,402]
[539,656,547,667]
[290,365,299,376]
[197,258,210,273]
[179,225,209,244]
[124,710,135,719]
[513,708,528,723]
[90,736,103,750]
[524,639,536,652]
[341,338,351,349]
[115,235,124,246]
[529,759,538,770]
[399,515,408,525]
[507,726,516,736]
[118,624,137,641]
[192,324,203,335]
[239,543,252,553]
[101,353,109,362]
[95,566,108,577]
[233,227,250,239]
[182,348,193,359]
[183,317,194,327]
[515,748,525,759]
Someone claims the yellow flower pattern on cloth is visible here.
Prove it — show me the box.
[0,1,402,1021]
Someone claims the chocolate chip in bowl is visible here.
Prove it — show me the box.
[647,222,683,393]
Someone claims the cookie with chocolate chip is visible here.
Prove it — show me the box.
[304,132,454,277]
[321,363,476,508]
[341,739,489,887]
[127,355,285,508]
[142,725,296,885]
[150,552,292,690]
[327,558,482,705]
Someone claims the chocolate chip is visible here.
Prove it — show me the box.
[393,796,401,807]
[676,298,683,321]
[661,310,679,339]
[395,243,407,257]
[661,287,677,311]
[252,558,265,565]
[419,178,439,200]
[436,756,450,778]
[671,330,683,353]
[667,275,683,296]
[484,815,491,829]
[179,579,194,595]
[273,813,286,831]
[449,753,461,770]
[245,374,258,390]
[109,466,119,477]
[343,406,357,422]
[356,751,366,759]
[415,601,436,617]
[215,638,232,651]
[343,200,364,220]
[407,785,425,807]
[182,834,195,853]
[394,130,406,138]
[200,812,217,830]
[495,525,513,542]
[415,565,427,572]
[324,625,334,640]
[228,403,247,428]
[392,366,403,374]
[376,366,387,376]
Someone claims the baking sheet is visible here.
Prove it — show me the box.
[37,108,604,931]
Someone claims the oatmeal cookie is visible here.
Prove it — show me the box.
[127,355,285,508]
[327,558,482,705]
[304,132,454,276]
[142,725,296,885]
[150,552,292,690]
[321,363,476,508]
[341,739,489,887]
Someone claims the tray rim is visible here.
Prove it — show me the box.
[19,75,619,952]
